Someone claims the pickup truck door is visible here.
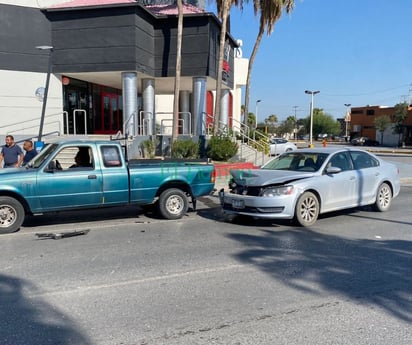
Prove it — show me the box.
[99,145,129,204]
[36,146,103,211]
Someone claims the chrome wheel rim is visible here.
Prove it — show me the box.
[0,204,17,228]
[300,196,317,222]
[378,185,391,209]
[166,195,184,215]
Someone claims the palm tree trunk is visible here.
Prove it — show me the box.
[243,25,265,131]
[172,0,183,145]
[214,1,230,135]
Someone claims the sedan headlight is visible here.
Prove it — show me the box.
[261,186,294,197]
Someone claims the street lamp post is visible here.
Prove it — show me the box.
[344,103,351,142]
[36,45,54,142]
[304,90,320,148]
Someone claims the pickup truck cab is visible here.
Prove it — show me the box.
[0,140,215,234]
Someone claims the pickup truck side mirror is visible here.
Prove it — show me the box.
[46,160,56,172]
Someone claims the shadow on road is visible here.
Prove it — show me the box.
[22,205,149,228]
[226,228,412,322]
[0,274,92,344]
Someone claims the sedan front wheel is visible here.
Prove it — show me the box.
[295,191,319,227]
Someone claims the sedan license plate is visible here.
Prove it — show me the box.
[232,199,245,209]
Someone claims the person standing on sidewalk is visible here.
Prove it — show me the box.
[0,135,24,168]
[22,140,38,166]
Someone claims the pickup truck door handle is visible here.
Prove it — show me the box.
[88,175,97,179]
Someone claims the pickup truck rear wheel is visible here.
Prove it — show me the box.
[0,196,25,234]
[158,188,188,220]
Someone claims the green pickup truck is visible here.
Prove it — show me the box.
[0,140,215,234]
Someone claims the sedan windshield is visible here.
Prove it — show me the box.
[262,152,330,172]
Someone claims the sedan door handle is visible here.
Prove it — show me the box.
[88,175,97,179]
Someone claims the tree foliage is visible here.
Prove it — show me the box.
[374,115,391,145]
[303,108,341,138]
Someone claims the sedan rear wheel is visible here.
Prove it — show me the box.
[374,182,392,212]
[295,191,319,227]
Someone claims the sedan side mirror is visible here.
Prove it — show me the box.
[325,166,341,174]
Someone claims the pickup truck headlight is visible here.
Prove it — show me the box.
[261,186,293,197]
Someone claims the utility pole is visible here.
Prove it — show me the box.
[293,105,299,140]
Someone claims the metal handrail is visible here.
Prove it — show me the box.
[73,109,87,135]
[160,118,188,135]
[156,112,192,135]
[139,111,152,136]
[123,111,137,137]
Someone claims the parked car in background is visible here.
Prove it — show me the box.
[220,148,400,227]
[269,138,297,155]
[351,136,379,146]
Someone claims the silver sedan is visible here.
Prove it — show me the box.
[269,138,297,155]
[220,147,401,226]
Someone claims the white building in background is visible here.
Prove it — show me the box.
[0,0,248,144]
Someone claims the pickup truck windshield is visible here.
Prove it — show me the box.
[30,143,58,169]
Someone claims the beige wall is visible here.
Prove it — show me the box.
[0,70,63,136]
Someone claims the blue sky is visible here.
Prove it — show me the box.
[207,0,412,123]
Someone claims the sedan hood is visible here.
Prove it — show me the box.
[230,169,315,186]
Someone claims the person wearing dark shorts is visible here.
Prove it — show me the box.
[0,135,24,168]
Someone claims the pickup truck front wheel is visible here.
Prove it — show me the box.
[0,196,25,234]
[158,188,188,220]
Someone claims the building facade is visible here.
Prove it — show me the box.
[0,0,248,142]
[349,105,412,146]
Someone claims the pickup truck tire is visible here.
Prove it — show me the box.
[158,188,188,220]
[0,196,25,234]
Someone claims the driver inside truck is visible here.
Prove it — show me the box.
[70,147,93,168]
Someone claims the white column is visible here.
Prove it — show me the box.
[192,77,206,136]
[142,78,155,135]
[220,89,229,129]
[122,72,138,136]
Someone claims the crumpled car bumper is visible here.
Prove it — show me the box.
[219,189,296,219]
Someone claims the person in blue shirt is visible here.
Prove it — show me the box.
[22,140,38,166]
[0,135,24,168]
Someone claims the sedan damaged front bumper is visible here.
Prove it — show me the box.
[219,189,296,219]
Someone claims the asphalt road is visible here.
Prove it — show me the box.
[1,185,411,344]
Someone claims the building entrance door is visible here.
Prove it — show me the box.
[95,92,123,134]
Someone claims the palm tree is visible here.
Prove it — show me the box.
[243,0,295,127]
[172,0,184,145]
[214,0,244,135]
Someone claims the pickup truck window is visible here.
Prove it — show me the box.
[52,146,94,170]
[101,146,122,167]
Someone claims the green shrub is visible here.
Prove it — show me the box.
[206,135,238,161]
[141,139,157,158]
[171,139,199,159]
